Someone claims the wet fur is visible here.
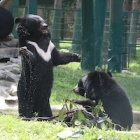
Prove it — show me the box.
[16,15,81,118]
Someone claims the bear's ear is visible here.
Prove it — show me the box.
[15,17,21,24]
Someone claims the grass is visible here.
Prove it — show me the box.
[0,115,64,140]
[114,74,140,111]
[1,43,140,139]
[1,63,139,139]
[51,63,86,105]
[0,114,140,140]
[128,47,140,75]
[51,63,140,111]
[51,42,140,111]
[59,41,72,50]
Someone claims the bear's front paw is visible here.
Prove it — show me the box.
[72,53,81,62]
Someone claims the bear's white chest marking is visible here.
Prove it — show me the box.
[27,40,55,62]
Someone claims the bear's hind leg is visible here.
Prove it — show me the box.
[37,98,53,117]
[18,103,34,118]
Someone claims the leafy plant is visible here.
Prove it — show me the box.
[57,99,113,129]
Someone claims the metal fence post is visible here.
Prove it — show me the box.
[93,0,107,68]
[81,0,95,71]
[51,0,62,48]
[128,9,139,59]
[72,0,82,54]
[27,0,37,14]
[81,0,107,71]
[11,0,19,37]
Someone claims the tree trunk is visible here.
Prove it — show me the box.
[122,0,132,69]
[123,0,132,10]
[26,0,37,14]
[81,0,107,71]
[93,0,107,68]
[51,0,62,48]
[128,0,140,59]
[108,0,124,72]
[71,0,82,54]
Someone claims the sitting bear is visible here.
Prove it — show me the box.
[73,71,133,130]
[15,14,81,118]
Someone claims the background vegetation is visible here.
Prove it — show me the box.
[50,43,140,110]
[1,0,140,139]
[0,43,140,139]
[0,114,140,140]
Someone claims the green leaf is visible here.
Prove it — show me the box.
[58,107,66,121]
[69,102,73,110]
[77,110,86,121]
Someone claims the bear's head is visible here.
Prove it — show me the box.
[15,14,50,41]
[73,71,112,100]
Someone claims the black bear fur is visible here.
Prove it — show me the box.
[73,71,133,130]
[15,14,81,118]
[0,7,14,39]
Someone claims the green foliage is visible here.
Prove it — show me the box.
[1,61,140,138]
[51,63,86,105]
[1,41,140,138]
[59,41,72,50]
[129,47,140,75]
[62,0,77,8]
[57,99,113,129]
[0,114,140,139]
[58,106,66,121]
[0,114,64,140]
[113,73,140,111]
[51,62,140,111]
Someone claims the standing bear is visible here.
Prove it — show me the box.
[0,6,14,39]
[73,71,133,130]
[15,14,81,118]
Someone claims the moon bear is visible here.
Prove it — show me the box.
[73,71,133,130]
[15,14,81,118]
[0,6,14,39]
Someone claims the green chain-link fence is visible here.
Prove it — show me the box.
[10,6,140,71]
